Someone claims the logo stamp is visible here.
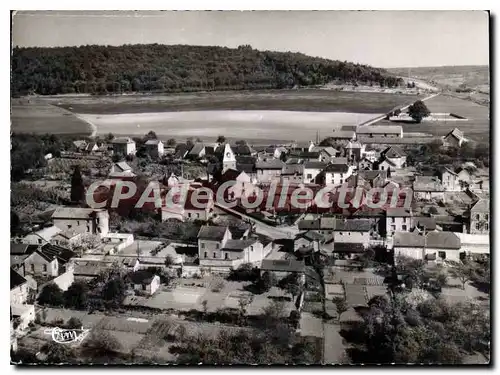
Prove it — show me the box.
[43,327,90,344]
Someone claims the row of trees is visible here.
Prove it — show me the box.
[12,44,403,96]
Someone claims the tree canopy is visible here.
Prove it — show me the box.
[12,44,403,96]
[408,100,431,123]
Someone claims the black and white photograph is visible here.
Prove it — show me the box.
[9,10,491,365]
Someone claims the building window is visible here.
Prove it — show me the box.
[43,264,47,272]
[77,221,80,225]
[391,225,396,231]
[201,243,205,249]
[31,264,35,272]
[216,243,220,249]
[67,225,72,229]
[402,225,407,231]
[225,253,229,260]
[204,252,207,258]
[476,223,480,230]
[142,284,146,291]
[438,251,446,259]
[307,174,312,179]
[403,217,407,223]
[213,252,216,258]
[391,218,395,223]
[250,246,254,251]
[476,214,480,220]
[188,213,192,218]
[485,223,489,231]
[485,214,489,221]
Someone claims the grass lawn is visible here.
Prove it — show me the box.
[46,90,421,114]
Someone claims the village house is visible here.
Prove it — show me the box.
[455,167,473,188]
[442,128,467,148]
[413,176,445,201]
[174,143,191,159]
[21,243,76,278]
[468,198,490,234]
[361,145,379,163]
[359,157,375,170]
[197,226,270,270]
[10,268,29,305]
[52,207,110,236]
[377,158,397,172]
[111,137,136,155]
[110,161,134,174]
[454,232,490,257]
[302,161,326,184]
[435,167,460,191]
[280,164,304,185]
[182,189,215,221]
[344,141,365,162]
[186,143,206,160]
[144,139,165,157]
[259,259,306,281]
[72,140,88,152]
[294,230,325,253]
[392,231,463,262]
[83,141,100,154]
[356,125,403,139]
[10,271,36,331]
[386,208,412,236]
[218,169,258,200]
[330,130,356,142]
[128,270,161,295]
[333,219,372,247]
[323,163,354,186]
[22,225,62,245]
[380,146,407,169]
[311,146,339,162]
[255,159,286,184]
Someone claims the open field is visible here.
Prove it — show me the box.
[11,98,93,135]
[11,90,420,138]
[47,90,420,114]
[380,94,490,141]
[77,110,381,142]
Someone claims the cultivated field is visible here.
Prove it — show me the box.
[11,90,420,140]
[11,98,93,135]
[48,90,420,114]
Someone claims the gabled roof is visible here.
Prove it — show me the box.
[145,139,163,146]
[188,143,205,156]
[436,166,458,176]
[112,137,134,144]
[11,268,27,290]
[40,244,76,264]
[222,239,258,252]
[413,176,444,192]
[414,217,437,231]
[260,259,305,273]
[303,161,327,170]
[335,219,372,232]
[393,231,461,249]
[379,158,397,167]
[386,208,412,217]
[330,157,349,165]
[128,270,158,285]
[114,161,132,172]
[320,147,339,156]
[11,243,38,255]
[331,130,355,139]
[333,243,365,253]
[324,164,349,173]
[282,164,304,175]
[298,230,325,242]
[470,199,489,212]
[197,225,228,241]
[382,146,406,158]
[357,125,402,135]
[255,159,285,170]
[445,128,465,141]
[175,144,190,159]
[52,207,105,220]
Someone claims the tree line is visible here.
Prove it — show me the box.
[12,44,403,96]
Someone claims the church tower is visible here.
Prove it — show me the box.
[222,144,236,173]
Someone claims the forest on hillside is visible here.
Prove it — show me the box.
[11,44,403,96]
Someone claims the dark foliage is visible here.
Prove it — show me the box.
[70,165,85,203]
[63,281,89,310]
[407,100,431,123]
[37,283,64,306]
[12,44,402,96]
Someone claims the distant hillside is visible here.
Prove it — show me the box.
[11,44,403,96]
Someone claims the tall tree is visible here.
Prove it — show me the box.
[408,100,431,123]
[70,165,85,203]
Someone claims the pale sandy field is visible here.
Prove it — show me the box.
[77,110,381,142]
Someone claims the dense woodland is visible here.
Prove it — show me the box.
[11,44,403,96]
